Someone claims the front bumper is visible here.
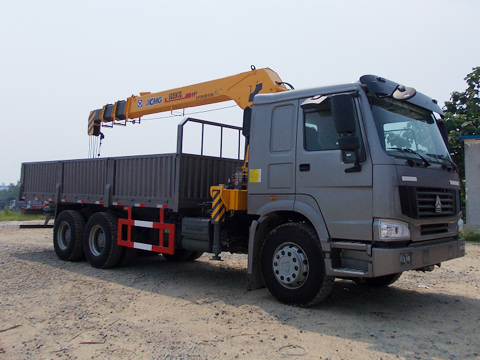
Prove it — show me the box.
[371,237,465,277]
[326,237,466,278]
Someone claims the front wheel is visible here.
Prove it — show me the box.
[84,212,122,269]
[260,223,334,307]
[355,273,402,287]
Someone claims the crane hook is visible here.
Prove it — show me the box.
[98,132,105,157]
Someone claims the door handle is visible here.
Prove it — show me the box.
[299,163,310,172]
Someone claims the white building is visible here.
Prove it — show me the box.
[461,135,480,232]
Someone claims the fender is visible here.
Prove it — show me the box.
[255,199,295,216]
[246,197,331,290]
[293,196,331,251]
[247,199,295,284]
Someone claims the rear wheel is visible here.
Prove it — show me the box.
[53,210,85,261]
[84,212,122,269]
[261,222,334,307]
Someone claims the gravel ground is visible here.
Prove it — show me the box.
[0,225,479,360]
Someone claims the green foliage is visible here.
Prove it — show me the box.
[0,209,45,221]
[0,181,20,201]
[444,66,480,180]
[460,231,480,243]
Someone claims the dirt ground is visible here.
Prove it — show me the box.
[0,225,479,360]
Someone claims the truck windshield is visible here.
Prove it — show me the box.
[369,96,450,164]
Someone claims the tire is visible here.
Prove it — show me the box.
[53,210,85,261]
[187,251,204,261]
[260,222,334,307]
[163,250,204,262]
[355,273,402,287]
[117,247,139,267]
[84,212,122,269]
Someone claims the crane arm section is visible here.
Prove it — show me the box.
[88,67,288,136]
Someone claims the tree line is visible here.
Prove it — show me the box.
[0,181,20,201]
[444,66,480,181]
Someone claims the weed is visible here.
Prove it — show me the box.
[0,209,45,221]
[461,231,480,243]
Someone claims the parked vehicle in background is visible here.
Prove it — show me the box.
[23,200,46,214]
[8,200,26,212]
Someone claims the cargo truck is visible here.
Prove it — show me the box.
[20,67,465,307]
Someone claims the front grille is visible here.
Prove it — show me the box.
[399,186,459,219]
[420,223,449,236]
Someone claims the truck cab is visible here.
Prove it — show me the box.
[246,75,464,305]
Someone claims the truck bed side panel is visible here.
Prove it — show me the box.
[21,161,58,200]
[63,159,107,198]
[113,154,176,208]
[21,154,242,212]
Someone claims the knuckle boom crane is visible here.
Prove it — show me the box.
[88,66,288,136]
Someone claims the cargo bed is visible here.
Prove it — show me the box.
[20,118,243,212]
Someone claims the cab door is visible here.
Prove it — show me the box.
[247,101,298,214]
[295,95,373,241]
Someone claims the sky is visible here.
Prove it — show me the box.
[1,0,479,185]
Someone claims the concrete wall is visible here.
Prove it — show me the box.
[463,138,480,232]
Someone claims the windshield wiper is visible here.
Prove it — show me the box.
[426,153,457,171]
[388,147,431,167]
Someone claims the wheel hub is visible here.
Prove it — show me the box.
[58,223,71,250]
[89,225,106,256]
[272,243,309,289]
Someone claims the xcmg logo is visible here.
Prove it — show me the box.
[146,96,163,107]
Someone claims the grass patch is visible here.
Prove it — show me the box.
[461,231,480,243]
[0,209,46,221]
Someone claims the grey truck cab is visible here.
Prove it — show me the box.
[246,75,465,305]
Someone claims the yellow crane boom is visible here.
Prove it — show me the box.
[88,67,288,136]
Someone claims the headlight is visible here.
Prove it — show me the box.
[379,220,410,240]
[458,218,464,233]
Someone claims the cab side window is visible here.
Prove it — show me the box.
[304,99,339,151]
[303,96,365,164]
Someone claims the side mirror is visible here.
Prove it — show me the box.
[436,119,449,148]
[338,135,360,152]
[332,93,357,133]
[242,106,253,159]
[242,106,252,139]
[331,93,361,172]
